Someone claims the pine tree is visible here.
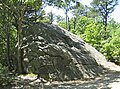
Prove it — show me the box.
[91,0,118,31]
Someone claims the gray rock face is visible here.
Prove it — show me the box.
[22,23,105,81]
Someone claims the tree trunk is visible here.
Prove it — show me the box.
[104,1,108,39]
[13,3,26,74]
[74,17,76,30]
[3,9,11,71]
[68,17,70,31]
[65,9,68,30]
[6,23,11,71]
[50,11,53,24]
[104,16,107,31]
[104,1,108,31]
[17,20,23,74]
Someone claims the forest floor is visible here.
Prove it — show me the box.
[10,70,120,89]
[2,62,120,89]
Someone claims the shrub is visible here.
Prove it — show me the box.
[0,63,14,87]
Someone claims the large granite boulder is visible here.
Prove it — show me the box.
[21,22,106,81]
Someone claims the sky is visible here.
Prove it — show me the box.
[80,0,120,23]
[45,0,120,23]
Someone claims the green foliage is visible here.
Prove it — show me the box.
[91,0,118,27]
[0,64,7,74]
[71,16,94,37]
[58,15,120,64]
[0,63,14,87]
[101,27,120,62]
[0,24,16,65]
[84,23,104,50]
[58,21,66,29]
[0,24,6,65]
[72,2,87,17]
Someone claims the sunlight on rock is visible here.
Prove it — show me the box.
[108,81,120,89]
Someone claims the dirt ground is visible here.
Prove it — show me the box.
[2,62,120,89]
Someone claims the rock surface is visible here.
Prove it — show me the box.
[21,22,109,81]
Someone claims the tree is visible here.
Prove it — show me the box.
[72,2,85,17]
[72,2,87,30]
[56,15,64,23]
[0,0,25,73]
[91,0,118,31]
[61,0,72,30]
[47,11,55,24]
[0,0,43,73]
[101,20,120,63]
[0,0,14,71]
[1,0,69,74]
[0,23,6,66]
[56,0,78,31]
[84,22,104,51]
